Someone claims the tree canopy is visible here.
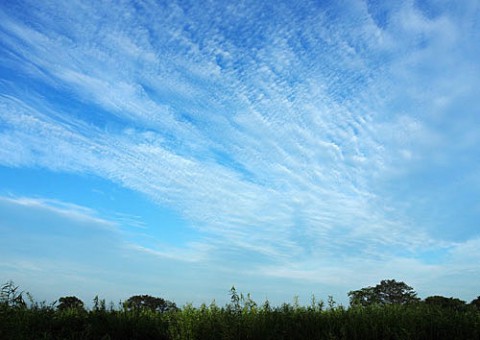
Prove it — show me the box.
[470,296,480,310]
[57,296,85,311]
[424,296,466,311]
[348,279,420,307]
[124,295,177,313]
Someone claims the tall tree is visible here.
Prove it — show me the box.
[424,296,466,311]
[124,295,177,313]
[57,296,85,311]
[349,279,419,307]
[470,296,480,310]
[348,286,379,307]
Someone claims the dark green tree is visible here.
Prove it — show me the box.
[57,296,85,311]
[424,295,466,311]
[470,296,480,310]
[375,279,419,304]
[124,294,177,313]
[348,286,379,307]
[349,279,419,307]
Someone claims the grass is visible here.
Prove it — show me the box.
[1,283,479,339]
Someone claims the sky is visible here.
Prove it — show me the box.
[0,0,479,307]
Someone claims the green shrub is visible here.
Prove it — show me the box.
[1,281,479,340]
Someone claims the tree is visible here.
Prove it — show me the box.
[349,279,419,307]
[470,296,480,310]
[57,296,85,311]
[424,295,466,311]
[124,295,177,313]
[348,286,379,307]
[375,279,419,305]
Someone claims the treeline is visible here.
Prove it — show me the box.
[1,280,479,339]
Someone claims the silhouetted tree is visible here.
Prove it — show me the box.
[348,286,379,307]
[93,295,106,312]
[124,295,177,313]
[349,279,419,307]
[470,296,480,310]
[57,296,85,311]
[424,295,466,311]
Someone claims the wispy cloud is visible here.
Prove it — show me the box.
[1,0,479,302]
[0,196,116,229]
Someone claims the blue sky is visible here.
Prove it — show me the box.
[1,0,479,306]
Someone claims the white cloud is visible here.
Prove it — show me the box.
[0,0,445,256]
[1,0,479,303]
[0,196,116,229]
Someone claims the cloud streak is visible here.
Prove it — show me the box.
[1,0,479,301]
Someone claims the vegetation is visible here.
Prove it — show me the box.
[1,280,479,339]
[124,294,178,313]
[348,279,420,307]
[57,296,85,312]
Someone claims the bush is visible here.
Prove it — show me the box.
[1,281,479,340]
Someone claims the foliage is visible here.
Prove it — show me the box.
[1,280,479,340]
[348,279,420,307]
[57,296,85,311]
[425,296,466,311]
[0,280,26,309]
[124,294,178,313]
[470,296,480,310]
